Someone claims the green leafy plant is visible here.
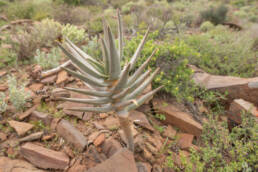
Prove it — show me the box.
[57,11,162,152]
[0,92,7,113]
[167,113,258,171]
[62,23,87,43]
[34,48,61,69]
[124,33,198,102]
[200,4,228,25]
[5,0,52,20]
[7,75,30,111]
[200,21,214,32]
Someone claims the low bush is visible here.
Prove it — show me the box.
[0,47,17,68]
[62,23,87,43]
[53,5,91,25]
[166,113,257,171]
[0,92,7,114]
[7,75,30,111]
[5,0,52,20]
[11,18,86,60]
[124,31,199,102]
[200,4,228,25]
[200,21,214,32]
[183,26,257,77]
[34,48,61,70]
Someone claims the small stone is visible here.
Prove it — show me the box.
[8,120,34,136]
[0,70,7,77]
[63,145,74,158]
[103,116,119,130]
[129,110,154,132]
[143,148,155,163]
[56,70,68,84]
[0,132,7,142]
[88,145,106,163]
[136,162,152,172]
[42,133,56,141]
[229,99,258,123]
[93,133,105,147]
[17,105,38,120]
[101,138,122,158]
[177,133,194,150]
[93,122,105,130]
[68,159,87,172]
[19,131,43,142]
[153,99,203,136]
[41,75,57,84]
[29,83,44,92]
[0,84,8,91]
[88,131,102,144]
[0,156,44,172]
[50,118,62,130]
[20,142,70,170]
[30,111,53,126]
[56,119,87,151]
[85,148,137,172]
[162,125,177,139]
[99,113,108,119]
[51,88,70,99]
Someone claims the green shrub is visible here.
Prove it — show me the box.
[7,75,30,111]
[53,5,91,25]
[86,17,103,35]
[200,5,228,25]
[34,48,61,70]
[82,36,101,60]
[124,31,199,102]
[200,21,214,32]
[183,26,257,77]
[168,113,258,171]
[0,92,7,114]
[62,23,87,43]
[11,18,62,60]
[5,0,52,20]
[0,47,17,68]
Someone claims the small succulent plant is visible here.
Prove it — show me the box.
[58,11,162,152]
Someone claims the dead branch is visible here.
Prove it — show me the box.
[41,60,72,78]
[0,19,34,32]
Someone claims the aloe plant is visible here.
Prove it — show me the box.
[58,11,162,152]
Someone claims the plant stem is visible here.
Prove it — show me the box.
[118,116,134,152]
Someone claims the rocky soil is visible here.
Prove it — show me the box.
[0,64,257,172]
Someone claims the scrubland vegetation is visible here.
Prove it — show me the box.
[0,0,257,171]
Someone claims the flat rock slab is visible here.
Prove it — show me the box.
[8,120,34,136]
[177,133,194,150]
[41,75,57,84]
[129,110,154,132]
[56,119,87,151]
[101,138,122,158]
[19,132,43,143]
[57,89,92,119]
[56,70,68,84]
[85,148,137,172]
[30,111,53,126]
[192,71,258,105]
[153,99,202,137]
[29,83,44,92]
[229,99,258,123]
[17,105,38,120]
[20,142,69,170]
[103,117,120,130]
[0,156,45,172]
